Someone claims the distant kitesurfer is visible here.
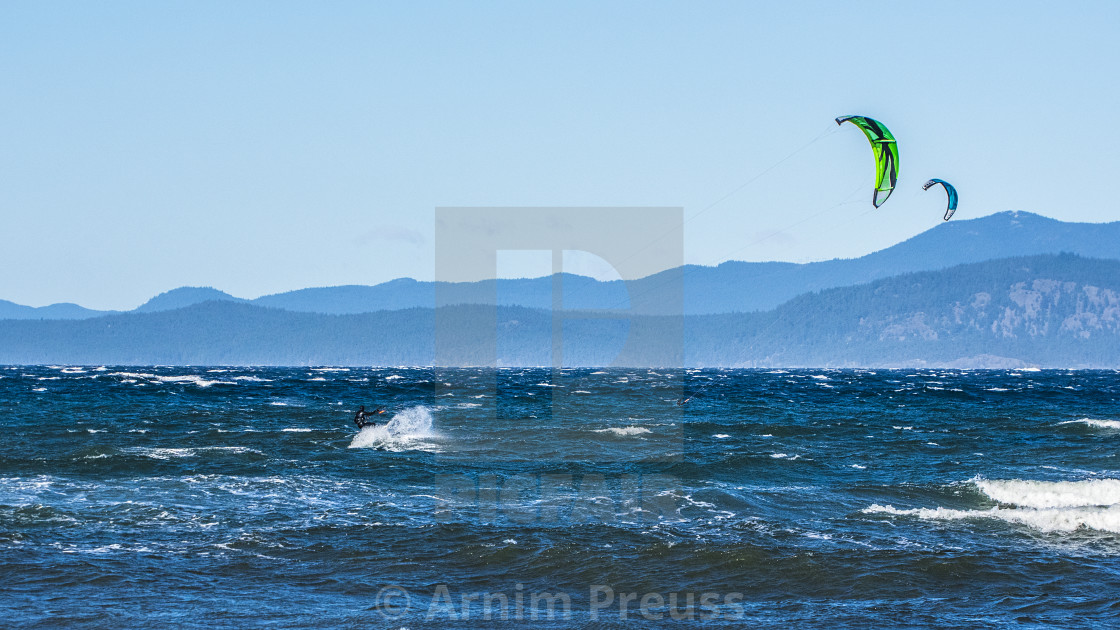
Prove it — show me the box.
[354,405,385,429]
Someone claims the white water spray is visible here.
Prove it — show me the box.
[348,406,441,451]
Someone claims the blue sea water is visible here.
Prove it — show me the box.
[3,366,1120,628]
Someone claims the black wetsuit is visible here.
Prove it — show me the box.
[354,406,383,428]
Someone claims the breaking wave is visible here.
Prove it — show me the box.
[866,477,1120,534]
[348,406,441,451]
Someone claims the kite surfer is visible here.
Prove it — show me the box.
[354,405,385,429]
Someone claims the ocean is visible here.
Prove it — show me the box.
[3,366,1120,628]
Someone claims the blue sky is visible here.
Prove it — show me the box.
[2,1,1117,309]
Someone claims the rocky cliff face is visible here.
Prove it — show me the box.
[867,279,1120,344]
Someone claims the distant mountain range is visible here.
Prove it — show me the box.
[3,211,1118,320]
[686,253,1120,368]
[2,253,1118,367]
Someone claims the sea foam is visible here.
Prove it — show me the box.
[975,477,1120,509]
[593,426,652,437]
[348,406,441,451]
[866,477,1120,534]
[1059,418,1120,430]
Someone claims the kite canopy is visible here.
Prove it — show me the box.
[923,178,959,221]
[836,115,899,208]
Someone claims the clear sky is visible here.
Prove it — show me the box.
[2,1,1117,310]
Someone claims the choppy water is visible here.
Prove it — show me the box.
[4,366,1120,628]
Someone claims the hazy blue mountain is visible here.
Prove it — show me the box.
[2,254,1118,368]
[659,210,1120,314]
[134,287,245,313]
[0,300,109,320]
[250,275,630,314]
[2,211,1118,319]
[242,212,1120,316]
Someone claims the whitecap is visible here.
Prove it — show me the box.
[975,477,1120,509]
[1059,418,1120,430]
[864,503,1120,534]
[866,476,1120,535]
[152,375,235,388]
[593,426,652,437]
[122,446,262,460]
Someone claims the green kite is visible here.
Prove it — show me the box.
[836,115,899,208]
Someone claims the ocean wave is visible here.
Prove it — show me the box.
[865,503,1120,534]
[105,372,235,387]
[156,375,235,387]
[866,476,1120,534]
[121,446,264,460]
[1059,418,1120,430]
[974,477,1120,509]
[592,426,651,437]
